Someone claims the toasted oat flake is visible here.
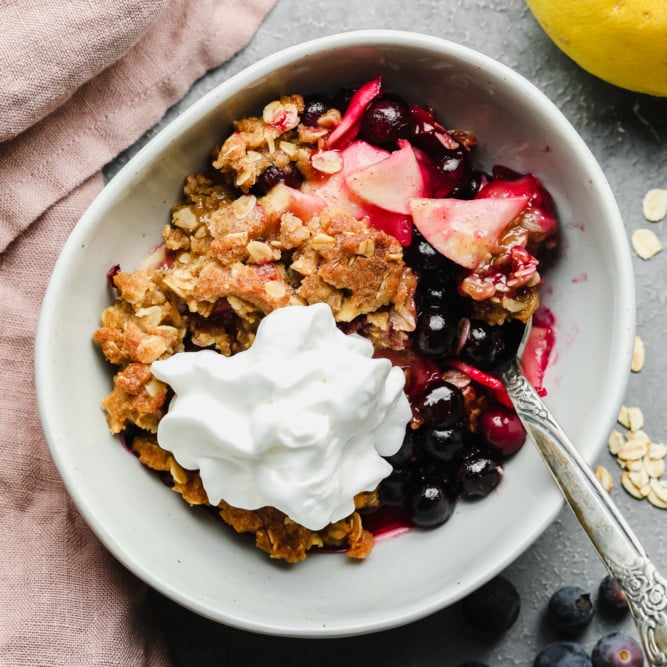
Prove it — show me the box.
[631,335,645,372]
[631,228,662,260]
[310,150,343,174]
[595,465,614,493]
[642,188,667,222]
[264,280,286,299]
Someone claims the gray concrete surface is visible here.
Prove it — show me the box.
[107,1,667,663]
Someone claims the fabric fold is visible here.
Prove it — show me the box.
[0,0,171,142]
[0,0,277,664]
[0,0,277,253]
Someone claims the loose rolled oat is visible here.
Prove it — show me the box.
[607,416,667,510]
[631,335,645,372]
[642,188,667,222]
[617,405,644,432]
[595,465,614,493]
[631,228,662,260]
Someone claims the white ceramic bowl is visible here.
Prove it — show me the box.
[35,30,635,637]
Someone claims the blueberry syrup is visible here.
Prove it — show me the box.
[361,505,412,540]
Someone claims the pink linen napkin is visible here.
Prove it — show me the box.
[0,1,276,664]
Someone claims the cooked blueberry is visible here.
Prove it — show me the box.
[597,575,629,617]
[408,103,454,155]
[359,98,411,147]
[255,164,303,194]
[591,632,644,667]
[417,380,463,428]
[378,466,414,506]
[415,309,458,356]
[534,642,592,667]
[422,424,465,464]
[479,404,527,458]
[432,151,471,198]
[416,456,458,493]
[386,428,418,467]
[406,477,456,527]
[416,282,451,313]
[332,87,355,114]
[457,448,503,498]
[547,586,595,635]
[404,228,451,274]
[460,320,525,370]
[461,576,520,633]
[301,94,332,126]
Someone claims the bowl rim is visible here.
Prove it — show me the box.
[35,29,636,636]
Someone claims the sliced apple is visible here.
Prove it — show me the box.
[520,324,554,396]
[340,139,390,173]
[409,196,530,269]
[301,139,415,245]
[324,77,383,150]
[302,140,390,219]
[345,141,427,215]
[476,173,540,201]
[260,183,327,222]
[366,207,413,246]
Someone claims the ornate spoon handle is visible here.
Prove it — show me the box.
[502,358,667,665]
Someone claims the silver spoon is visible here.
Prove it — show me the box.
[499,323,667,665]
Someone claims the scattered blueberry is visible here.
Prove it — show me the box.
[461,576,520,633]
[547,586,595,635]
[591,632,644,667]
[597,575,629,618]
[457,447,503,498]
[534,642,592,667]
[479,404,527,458]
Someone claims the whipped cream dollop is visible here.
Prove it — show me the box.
[151,303,411,531]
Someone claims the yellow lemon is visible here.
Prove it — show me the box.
[525,0,667,96]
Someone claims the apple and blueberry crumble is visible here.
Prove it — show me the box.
[93,76,559,563]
